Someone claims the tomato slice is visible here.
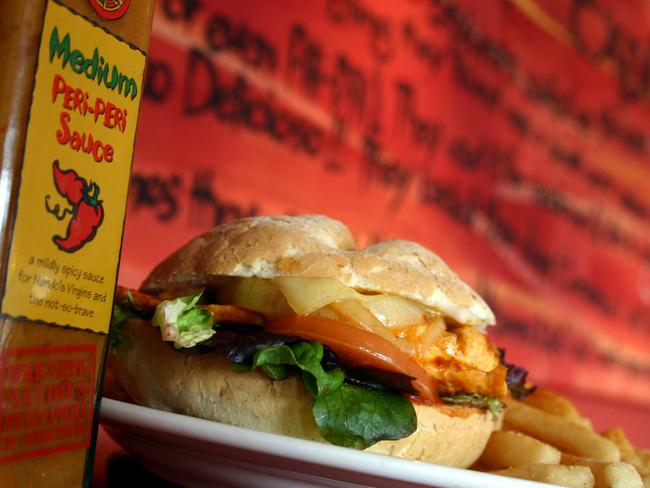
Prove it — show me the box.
[266,315,438,402]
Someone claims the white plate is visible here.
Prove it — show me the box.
[100,398,558,488]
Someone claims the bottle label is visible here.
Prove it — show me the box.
[1,0,146,334]
[0,345,97,463]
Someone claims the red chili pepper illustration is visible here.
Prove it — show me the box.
[45,161,104,253]
[52,159,84,205]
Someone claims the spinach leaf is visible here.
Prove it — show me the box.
[234,341,416,449]
[313,384,416,449]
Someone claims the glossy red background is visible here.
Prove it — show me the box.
[118,0,650,446]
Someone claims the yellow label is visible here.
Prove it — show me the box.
[1,1,146,333]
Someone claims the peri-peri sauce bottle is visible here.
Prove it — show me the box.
[0,1,154,485]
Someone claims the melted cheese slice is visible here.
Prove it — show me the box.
[221,276,507,398]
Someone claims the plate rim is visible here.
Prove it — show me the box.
[100,397,558,488]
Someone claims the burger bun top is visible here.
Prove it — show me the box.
[141,215,495,329]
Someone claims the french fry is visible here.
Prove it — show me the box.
[504,400,620,462]
[636,449,650,475]
[622,452,650,476]
[523,389,591,429]
[602,427,636,458]
[490,464,595,488]
[562,454,644,488]
[642,474,650,488]
[476,431,561,470]
[639,450,650,466]
[601,427,650,476]
[591,463,642,488]
[477,390,648,488]
[631,458,648,477]
[625,454,649,477]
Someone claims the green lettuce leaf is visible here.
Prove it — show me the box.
[109,291,139,354]
[313,384,416,449]
[235,342,345,396]
[440,392,503,418]
[151,291,215,348]
[233,341,416,449]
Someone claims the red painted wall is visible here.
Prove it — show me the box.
[120,0,650,446]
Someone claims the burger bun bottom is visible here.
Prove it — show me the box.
[109,319,497,468]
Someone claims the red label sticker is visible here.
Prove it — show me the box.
[88,0,131,20]
[0,345,96,464]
